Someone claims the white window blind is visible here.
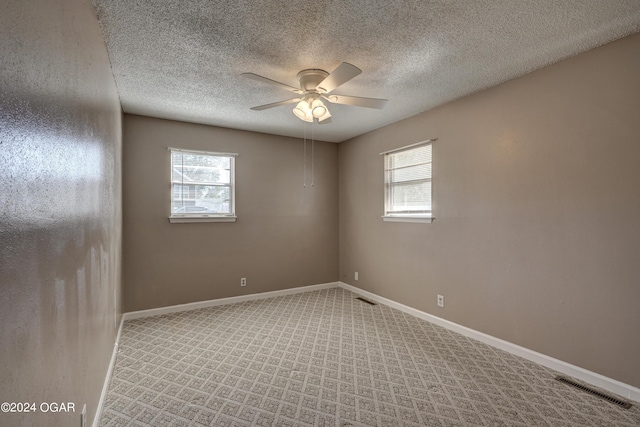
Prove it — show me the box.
[383,142,432,219]
[169,148,236,220]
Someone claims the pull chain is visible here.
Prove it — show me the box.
[311,121,315,187]
[303,123,307,187]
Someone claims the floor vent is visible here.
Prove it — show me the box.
[356,297,377,306]
[555,376,632,409]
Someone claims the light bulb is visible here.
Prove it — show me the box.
[310,99,327,118]
[293,100,312,122]
[317,110,332,122]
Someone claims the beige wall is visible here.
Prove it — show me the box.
[339,33,640,388]
[123,115,338,311]
[0,0,122,426]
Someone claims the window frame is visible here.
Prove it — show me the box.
[381,139,435,224]
[168,147,238,223]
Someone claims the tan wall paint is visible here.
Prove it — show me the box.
[123,115,338,312]
[339,33,640,388]
[0,0,122,425]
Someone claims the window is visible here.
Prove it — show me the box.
[169,148,237,223]
[382,140,434,223]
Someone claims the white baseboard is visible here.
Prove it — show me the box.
[122,282,340,321]
[337,281,640,403]
[93,315,124,427]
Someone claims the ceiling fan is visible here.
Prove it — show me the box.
[242,62,388,124]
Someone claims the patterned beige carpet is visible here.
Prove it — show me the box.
[99,287,639,426]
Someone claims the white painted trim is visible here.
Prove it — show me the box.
[337,281,640,403]
[379,138,437,155]
[382,215,434,223]
[167,147,238,157]
[169,216,237,223]
[93,315,124,427]
[123,282,340,321]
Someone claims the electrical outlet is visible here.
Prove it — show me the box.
[240,277,247,287]
[437,295,444,308]
[81,404,86,427]
[355,272,359,281]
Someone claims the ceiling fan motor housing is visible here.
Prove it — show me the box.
[297,69,329,93]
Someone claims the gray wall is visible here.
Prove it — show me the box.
[123,115,338,312]
[339,33,640,388]
[0,0,122,426]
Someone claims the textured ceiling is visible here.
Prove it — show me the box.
[92,0,640,142]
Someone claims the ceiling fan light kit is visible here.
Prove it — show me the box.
[243,62,387,124]
[293,94,332,123]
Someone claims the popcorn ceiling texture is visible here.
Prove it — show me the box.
[92,0,640,142]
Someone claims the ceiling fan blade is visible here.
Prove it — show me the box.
[318,117,332,124]
[323,94,388,109]
[241,73,302,94]
[250,98,301,111]
[316,62,362,93]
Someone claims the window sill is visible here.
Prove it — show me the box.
[169,216,237,223]
[382,215,434,223]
